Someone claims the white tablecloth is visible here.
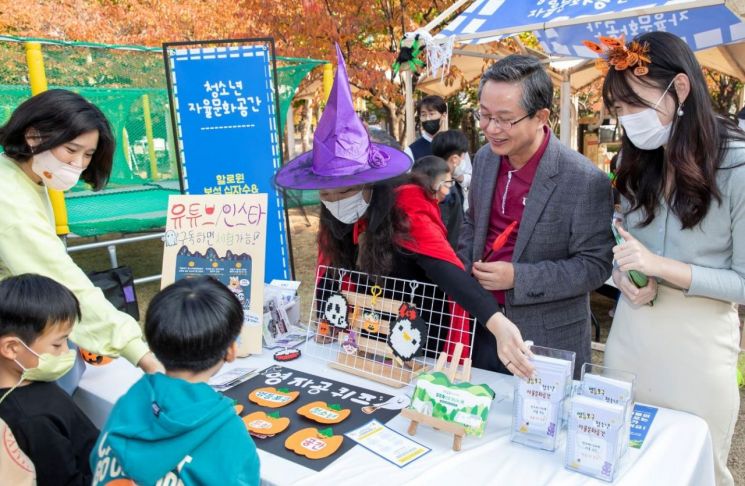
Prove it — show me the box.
[74,347,714,486]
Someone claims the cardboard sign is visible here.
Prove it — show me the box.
[162,194,268,355]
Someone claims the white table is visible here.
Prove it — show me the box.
[74,348,714,486]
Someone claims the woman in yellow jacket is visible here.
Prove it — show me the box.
[0,89,162,389]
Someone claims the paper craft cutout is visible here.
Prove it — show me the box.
[387,303,428,361]
[234,403,244,415]
[297,401,351,424]
[248,387,300,408]
[362,310,381,333]
[323,293,349,329]
[285,427,343,459]
[243,411,291,437]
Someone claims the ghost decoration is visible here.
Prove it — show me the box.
[387,303,428,361]
[164,230,178,247]
[323,293,349,330]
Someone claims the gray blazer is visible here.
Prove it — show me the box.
[457,132,614,372]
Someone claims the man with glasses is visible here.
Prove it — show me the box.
[457,55,614,378]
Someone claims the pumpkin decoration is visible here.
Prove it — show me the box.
[285,427,343,459]
[79,348,113,366]
[243,411,290,437]
[296,401,350,424]
[317,320,330,336]
[248,387,300,408]
[362,310,381,333]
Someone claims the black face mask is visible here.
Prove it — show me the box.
[421,119,441,136]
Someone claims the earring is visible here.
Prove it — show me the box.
[677,103,684,117]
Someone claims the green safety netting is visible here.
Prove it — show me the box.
[0,36,324,236]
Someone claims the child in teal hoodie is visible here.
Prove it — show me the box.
[90,277,260,485]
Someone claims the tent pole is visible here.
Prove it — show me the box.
[404,70,416,147]
[286,102,295,159]
[560,72,571,146]
[423,0,472,32]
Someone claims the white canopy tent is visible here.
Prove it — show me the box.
[405,0,745,146]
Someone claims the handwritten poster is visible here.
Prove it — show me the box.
[163,39,292,283]
[162,194,268,355]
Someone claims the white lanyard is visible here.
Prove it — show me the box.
[501,169,518,215]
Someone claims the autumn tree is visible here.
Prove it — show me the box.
[238,0,450,143]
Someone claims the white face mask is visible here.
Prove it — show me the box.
[31,150,84,191]
[321,190,370,224]
[618,79,675,151]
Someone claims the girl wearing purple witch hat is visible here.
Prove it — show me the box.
[275,45,534,379]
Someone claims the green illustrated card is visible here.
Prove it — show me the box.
[409,372,495,437]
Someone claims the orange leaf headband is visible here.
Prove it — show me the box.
[582,35,651,76]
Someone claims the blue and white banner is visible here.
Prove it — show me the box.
[165,40,292,282]
[440,0,745,57]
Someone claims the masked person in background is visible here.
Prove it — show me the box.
[432,130,470,250]
[0,90,162,393]
[596,31,745,486]
[276,45,535,379]
[404,95,473,212]
[0,274,99,486]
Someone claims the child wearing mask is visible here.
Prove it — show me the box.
[0,274,99,486]
[432,130,470,249]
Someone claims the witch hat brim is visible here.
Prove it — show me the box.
[274,44,411,190]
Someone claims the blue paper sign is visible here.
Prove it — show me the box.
[164,40,291,282]
[629,403,658,449]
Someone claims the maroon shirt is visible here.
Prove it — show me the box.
[484,126,550,304]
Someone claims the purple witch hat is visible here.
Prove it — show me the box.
[275,44,411,190]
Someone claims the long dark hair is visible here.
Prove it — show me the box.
[0,89,115,191]
[319,176,408,275]
[602,31,745,228]
[319,170,446,275]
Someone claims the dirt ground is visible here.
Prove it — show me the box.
[71,206,744,484]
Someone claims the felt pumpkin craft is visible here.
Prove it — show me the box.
[248,387,300,408]
[296,401,351,424]
[243,411,290,437]
[285,427,343,459]
[387,303,428,361]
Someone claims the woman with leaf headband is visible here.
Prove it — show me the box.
[591,31,745,485]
